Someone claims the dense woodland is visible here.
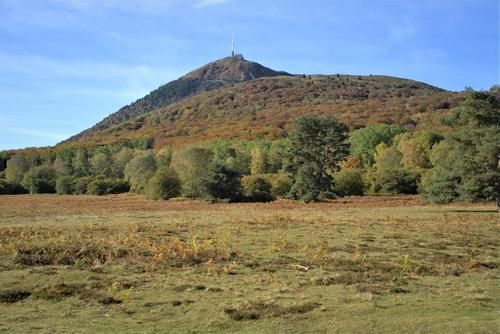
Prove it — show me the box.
[1,88,498,204]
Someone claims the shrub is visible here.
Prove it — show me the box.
[334,169,364,196]
[87,178,130,195]
[421,172,459,204]
[56,176,74,195]
[73,177,92,195]
[21,166,57,194]
[370,168,419,194]
[269,173,293,197]
[0,179,27,195]
[200,163,242,202]
[145,168,182,200]
[241,175,275,202]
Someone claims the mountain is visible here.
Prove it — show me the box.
[68,57,290,141]
[63,57,461,148]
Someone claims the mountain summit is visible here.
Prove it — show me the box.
[182,57,290,82]
[68,57,290,140]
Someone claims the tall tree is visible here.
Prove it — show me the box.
[72,149,90,177]
[173,147,214,198]
[124,151,157,193]
[250,145,268,175]
[286,115,349,201]
[422,88,499,203]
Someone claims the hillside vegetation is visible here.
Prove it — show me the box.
[68,57,290,141]
[70,74,460,148]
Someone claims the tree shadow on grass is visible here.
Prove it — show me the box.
[448,209,498,213]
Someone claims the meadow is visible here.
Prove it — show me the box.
[0,195,498,333]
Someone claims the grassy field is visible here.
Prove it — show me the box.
[0,195,498,333]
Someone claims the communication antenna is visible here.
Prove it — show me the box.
[231,36,235,57]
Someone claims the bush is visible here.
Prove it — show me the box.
[87,178,130,195]
[421,169,460,204]
[21,166,56,194]
[370,168,419,195]
[334,169,364,196]
[145,168,182,200]
[269,173,293,197]
[200,163,242,202]
[241,175,275,202]
[73,177,92,195]
[0,180,27,195]
[56,176,74,195]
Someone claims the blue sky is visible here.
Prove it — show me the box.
[1,0,498,150]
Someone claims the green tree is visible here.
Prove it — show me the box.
[368,143,418,194]
[286,115,349,201]
[250,146,268,175]
[5,154,31,184]
[72,149,90,177]
[91,152,113,177]
[55,148,75,175]
[174,147,214,198]
[422,90,499,203]
[124,151,156,193]
[398,131,444,170]
[268,139,289,173]
[21,166,57,194]
[199,163,242,202]
[56,176,74,195]
[112,147,134,178]
[349,124,407,167]
[145,167,182,200]
[53,156,69,176]
[156,147,174,168]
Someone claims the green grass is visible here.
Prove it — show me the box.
[0,195,498,333]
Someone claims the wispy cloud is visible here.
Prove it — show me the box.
[193,0,229,8]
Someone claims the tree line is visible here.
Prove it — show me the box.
[0,88,498,203]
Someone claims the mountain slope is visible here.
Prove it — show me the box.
[65,73,461,149]
[67,57,290,141]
